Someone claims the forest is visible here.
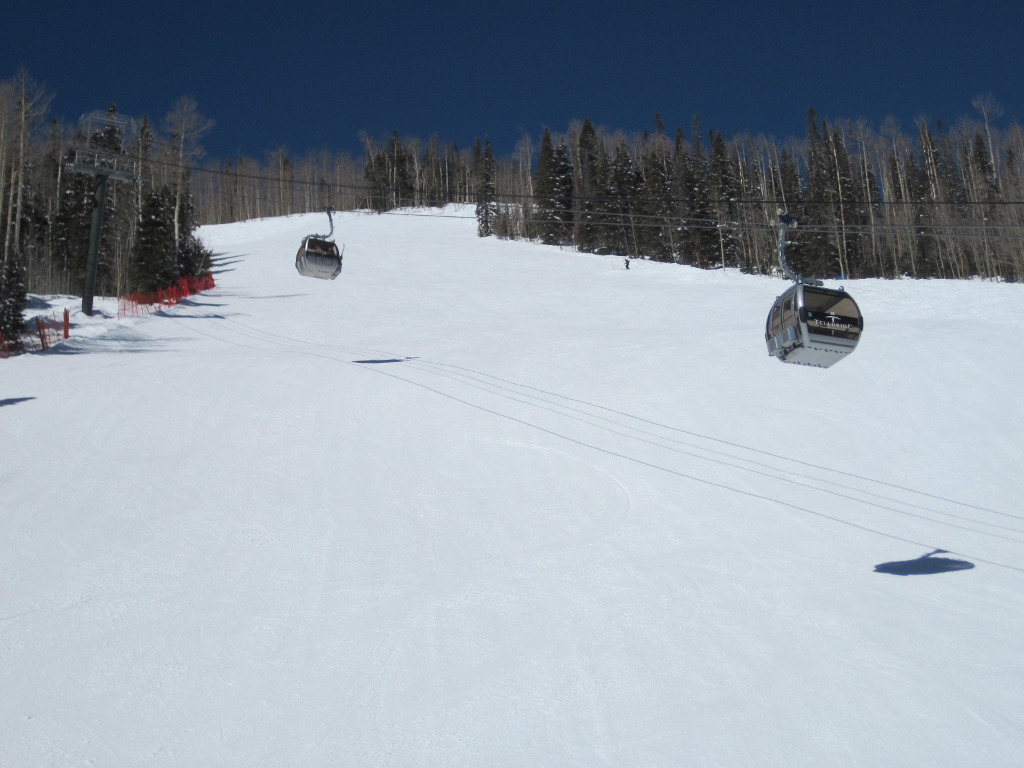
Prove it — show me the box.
[196,100,1024,284]
[2,66,1023,348]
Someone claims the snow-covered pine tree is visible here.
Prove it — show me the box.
[475,138,497,237]
[51,167,97,295]
[798,109,837,277]
[0,252,28,352]
[174,170,212,278]
[551,141,574,245]
[574,119,603,253]
[608,143,640,257]
[534,128,560,245]
[131,187,178,293]
[709,131,741,269]
[534,129,574,245]
[639,122,675,262]
[677,119,715,268]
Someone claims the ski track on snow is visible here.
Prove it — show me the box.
[160,308,1024,574]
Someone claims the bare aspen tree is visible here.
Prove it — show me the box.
[956,125,999,277]
[916,118,954,277]
[2,70,51,266]
[973,93,1003,186]
[882,117,917,276]
[161,96,214,246]
[0,79,14,264]
[1004,123,1024,277]
[852,120,883,276]
[513,132,535,237]
[826,127,850,278]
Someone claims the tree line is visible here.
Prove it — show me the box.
[3,65,1023,345]
[193,103,1024,283]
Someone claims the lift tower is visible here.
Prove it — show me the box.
[69,108,138,315]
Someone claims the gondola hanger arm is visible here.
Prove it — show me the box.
[308,206,335,241]
[776,212,823,287]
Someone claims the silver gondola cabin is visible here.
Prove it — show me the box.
[765,213,864,368]
[765,282,863,368]
[295,208,343,280]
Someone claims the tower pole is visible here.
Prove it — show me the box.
[82,173,109,316]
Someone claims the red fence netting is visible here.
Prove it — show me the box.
[1,308,69,357]
[34,311,68,351]
[2,274,212,360]
[118,273,216,319]
[3,273,214,359]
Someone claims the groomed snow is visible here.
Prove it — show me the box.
[3,206,1023,766]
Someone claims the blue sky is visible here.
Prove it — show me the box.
[3,0,1022,161]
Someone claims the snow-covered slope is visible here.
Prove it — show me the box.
[3,207,1023,766]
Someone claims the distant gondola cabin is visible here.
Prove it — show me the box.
[295,236,342,280]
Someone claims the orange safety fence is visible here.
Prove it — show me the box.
[2,272,213,358]
[1,308,69,357]
[118,273,216,319]
[34,311,68,350]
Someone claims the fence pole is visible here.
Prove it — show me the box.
[36,317,48,351]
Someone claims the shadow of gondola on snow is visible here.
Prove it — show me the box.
[172,297,229,309]
[874,549,975,576]
[0,397,36,408]
[244,294,309,300]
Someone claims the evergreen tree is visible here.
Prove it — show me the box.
[175,169,212,277]
[362,131,416,211]
[797,109,836,276]
[778,148,802,207]
[608,143,640,256]
[136,115,156,207]
[670,128,689,260]
[534,129,573,245]
[131,187,178,292]
[52,166,98,294]
[708,131,741,268]
[0,252,28,352]
[534,128,560,244]
[574,119,603,252]
[638,125,675,261]
[677,119,715,267]
[551,141,575,245]
[475,138,497,237]
[895,150,934,277]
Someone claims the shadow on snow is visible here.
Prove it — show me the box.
[874,549,975,576]
[0,397,36,408]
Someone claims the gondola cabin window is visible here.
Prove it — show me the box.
[802,289,862,341]
[768,303,783,340]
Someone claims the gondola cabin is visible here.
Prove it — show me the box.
[295,236,342,280]
[765,283,863,368]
